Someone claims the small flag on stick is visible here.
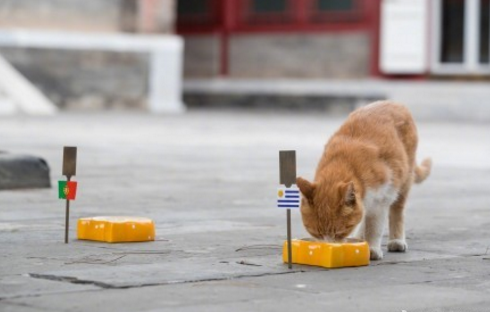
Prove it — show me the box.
[58,181,78,200]
[279,150,297,270]
[277,184,301,209]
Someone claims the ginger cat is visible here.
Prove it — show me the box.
[297,101,431,260]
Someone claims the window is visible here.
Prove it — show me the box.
[176,0,221,30]
[177,0,370,32]
[310,0,362,24]
[177,0,208,15]
[432,0,490,74]
[252,0,288,13]
[440,0,465,63]
[243,0,292,24]
[316,0,355,11]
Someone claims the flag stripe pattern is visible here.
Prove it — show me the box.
[277,184,301,209]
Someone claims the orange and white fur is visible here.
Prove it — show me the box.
[297,101,431,260]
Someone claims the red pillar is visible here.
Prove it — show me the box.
[220,0,235,76]
[368,0,382,77]
[296,0,308,28]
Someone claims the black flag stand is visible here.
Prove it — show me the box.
[279,150,296,269]
[62,146,77,244]
[65,175,71,244]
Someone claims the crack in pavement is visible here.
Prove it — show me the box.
[28,270,302,290]
[64,255,127,265]
[28,273,114,289]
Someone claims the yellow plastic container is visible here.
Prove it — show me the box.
[283,238,370,268]
[77,216,155,243]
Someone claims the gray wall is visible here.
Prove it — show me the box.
[183,35,220,77]
[0,47,149,110]
[183,32,371,79]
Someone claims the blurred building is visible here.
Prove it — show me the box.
[177,0,490,79]
[0,0,489,115]
[0,0,177,112]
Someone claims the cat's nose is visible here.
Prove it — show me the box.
[335,236,347,242]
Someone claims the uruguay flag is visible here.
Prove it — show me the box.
[277,184,301,209]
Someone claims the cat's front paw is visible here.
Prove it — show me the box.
[369,247,383,260]
[387,239,408,252]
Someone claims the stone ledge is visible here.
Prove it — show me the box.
[184,79,490,121]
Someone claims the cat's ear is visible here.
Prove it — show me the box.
[296,177,315,199]
[343,182,356,207]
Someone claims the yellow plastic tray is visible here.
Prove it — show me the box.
[78,216,155,243]
[283,238,370,268]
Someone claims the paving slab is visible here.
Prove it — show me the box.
[0,275,98,300]
[28,256,303,289]
[0,111,489,311]
[4,256,490,312]
[0,302,50,312]
[161,285,487,312]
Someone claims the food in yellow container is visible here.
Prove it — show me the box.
[283,238,370,268]
[77,216,155,243]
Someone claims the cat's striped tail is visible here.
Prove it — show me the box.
[414,158,432,184]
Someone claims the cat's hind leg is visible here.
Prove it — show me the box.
[388,187,410,252]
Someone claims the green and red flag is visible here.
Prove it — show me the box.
[58,181,77,200]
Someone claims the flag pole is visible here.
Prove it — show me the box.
[65,175,71,244]
[287,208,292,269]
[62,146,77,244]
[279,150,296,270]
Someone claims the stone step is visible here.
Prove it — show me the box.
[184,79,490,122]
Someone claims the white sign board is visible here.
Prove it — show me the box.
[380,0,428,74]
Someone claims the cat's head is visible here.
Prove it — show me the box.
[296,177,363,242]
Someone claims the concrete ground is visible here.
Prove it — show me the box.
[0,110,489,312]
